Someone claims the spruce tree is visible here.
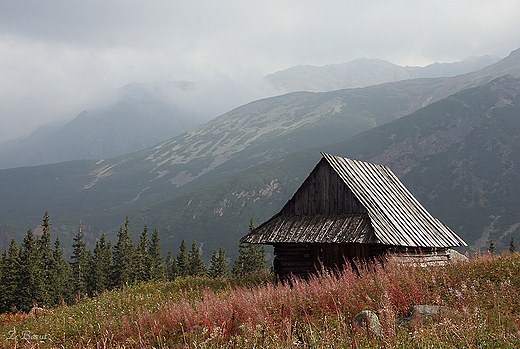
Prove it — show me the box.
[165,251,176,281]
[176,239,189,278]
[231,242,249,276]
[249,217,255,233]
[18,229,44,312]
[135,225,151,283]
[50,237,73,306]
[231,219,267,276]
[208,248,228,278]
[510,237,517,253]
[0,238,21,313]
[38,211,55,306]
[248,244,268,272]
[148,228,165,280]
[188,239,207,276]
[112,217,135,287]
[208,250,218,277]
[70,223,90,297]
[231,218,267,276]
[488,239,496,254]
[90,234,112,294]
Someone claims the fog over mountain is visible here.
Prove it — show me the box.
[1,1,518,143]
[0,53,504,170]
[0,79,274,169]
[0,83,197,169]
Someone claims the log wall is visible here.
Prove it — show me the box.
[280,159,366,216]
[273,243,451,281]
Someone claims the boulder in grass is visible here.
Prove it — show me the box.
[447,249,468,262]
[353,310,382,337]
[397,305,451,326]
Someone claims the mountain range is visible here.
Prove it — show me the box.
[266,55,501,93]
[0,55,503,170]
[1,48,520,259]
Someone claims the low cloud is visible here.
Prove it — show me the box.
[0,0,519,141]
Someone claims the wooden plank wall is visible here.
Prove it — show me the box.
[388,247,450,266]
[280,159,367,216]
[273,243,451,280]
[273,243,389,280]
[273,244,318,280]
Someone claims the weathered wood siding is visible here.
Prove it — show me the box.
[273,243,450,280]
[280,159,367,216]
[388,247,450,266]
[273,243,389,280]
[273,244,318,279]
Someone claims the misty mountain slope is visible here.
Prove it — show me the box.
[0,82,204,170]
[0,119,67,162]
[140,46,520,194]
[0,79,453,252]
[0,52,511,171]
[266,55,501,93]
[415,55,501,78]
[131,75,520,257]
[0,49,519,254]
[0,86,417,251]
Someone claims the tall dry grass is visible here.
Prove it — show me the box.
[1,252,520,348]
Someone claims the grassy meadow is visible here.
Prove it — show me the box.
[1,251,520,348]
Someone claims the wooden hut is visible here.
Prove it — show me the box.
[241,152,467,280]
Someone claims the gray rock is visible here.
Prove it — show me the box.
[447,249,469,262]
[397,305,451,326]
[353,310,383,337]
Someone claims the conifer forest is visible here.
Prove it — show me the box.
[0,212,267,314]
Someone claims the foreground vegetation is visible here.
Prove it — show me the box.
[0,251,519,348]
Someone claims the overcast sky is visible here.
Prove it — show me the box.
[1,0,519,142]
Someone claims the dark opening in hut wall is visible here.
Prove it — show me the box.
[279,159,367,216]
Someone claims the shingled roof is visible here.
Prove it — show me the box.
[241,153,467,248]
